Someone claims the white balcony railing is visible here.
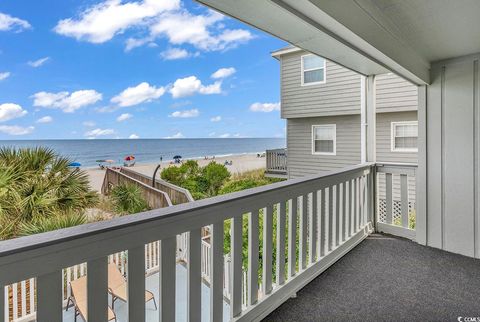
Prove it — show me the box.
[0,163,382,322]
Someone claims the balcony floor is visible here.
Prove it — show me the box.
[264,233,480,322]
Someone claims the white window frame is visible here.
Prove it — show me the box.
[391,121,418,153]
[301,54,326,86]
[312,124,336,155]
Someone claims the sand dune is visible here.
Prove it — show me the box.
[86,153,267,192]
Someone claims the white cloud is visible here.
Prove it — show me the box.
[111,82,165,107]
[0,72,10,81]
[28,57,50,68]
[249,102,281,113]
[32,90,102,113]
[117,113,132,122]
[54,0,180,43]
[160,47,191,60]
[53,0,253,53]
[211,67,235,79]
[0,103,27,122]
[169,109,199,118]
[164,132,184,139]
[36,116,53,124]
[149,10,253,52]
[210,116,221,122]
[0,125,34,135]
[219,133,230,138]
[129,133,139,139]
[169,76,221,98]
[0,12,31,32]
[83,121,96,127]
[84,128,115,138]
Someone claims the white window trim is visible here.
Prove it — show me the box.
[312,124,336,155]
[301,54,326,86]
[391,121,418,153]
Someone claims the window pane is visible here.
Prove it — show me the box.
[395,137,417,149]
[315,140,334,153]
[395,124,418,137]
[314,126,334,140]
[303,55,324,70]
[304,69,324,83]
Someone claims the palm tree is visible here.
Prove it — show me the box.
[0,147,98,239]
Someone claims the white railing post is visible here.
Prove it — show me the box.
[276,201,286,286]
[128,246,146,321]
[288,198,297,277]
[248,210,259,305]
[230,215,243,318]
[160,237,176,322]
[87,257,108,322]
[210,221,224,322]
[188,229,202,322]
[263,205,273,295]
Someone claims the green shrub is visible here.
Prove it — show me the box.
[18,213,87,236]
[110,184,149,215]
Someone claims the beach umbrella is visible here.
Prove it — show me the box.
[124,155,135,161]
[105,160,115,163]
[68,162,81,167]
[173,155,182,159]
[96,159,107,163]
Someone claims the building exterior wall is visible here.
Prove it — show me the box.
[425,53,480,259]
[287,115,361,179]
[280,51,362,119]
[376,111,418,164]
[376,73,418,113]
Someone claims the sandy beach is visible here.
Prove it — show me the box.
[86,153,267,192]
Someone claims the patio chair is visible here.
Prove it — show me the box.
[66,276,116,322]
[107,263,157,310]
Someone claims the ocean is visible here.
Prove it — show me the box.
[0,138,286,167]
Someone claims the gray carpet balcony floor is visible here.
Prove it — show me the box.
[264,233,480,322]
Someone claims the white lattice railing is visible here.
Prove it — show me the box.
[0,163,374,322]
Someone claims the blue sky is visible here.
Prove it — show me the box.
[0,0,286,140]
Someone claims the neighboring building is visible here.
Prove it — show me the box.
[270,46,418,178]
[269,46,418,223]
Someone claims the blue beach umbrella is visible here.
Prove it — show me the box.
[68,162,81,167]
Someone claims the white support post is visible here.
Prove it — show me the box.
[362,75,376,163]
[416,84,428,245]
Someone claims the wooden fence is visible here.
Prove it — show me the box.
[101,168,172,209]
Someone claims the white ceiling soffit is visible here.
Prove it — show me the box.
[195,0,431,84]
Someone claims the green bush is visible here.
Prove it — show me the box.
[18,213,87,236]
[110,184,149,215]
[0,147,98,239]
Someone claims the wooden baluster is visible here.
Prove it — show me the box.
[37,271,62,322]
[276,201,286,286]
[263,205,274,295]
[248,210,259,305]
[231,216,243,318]
[386,173,393,224]
[320,189,326,257]
[400,174,409,228]
[210,221,224,322]
[299,196,308,270]
[288,199,297,277]
[0,284,5,322]
[87,257,108,322]
[342,182,347,242]
[328,187,334,252]
[188,229,202,322]
[128,246,146,321]
[309,191,318,264]
[335,184,341,247]
[160,236,176,322]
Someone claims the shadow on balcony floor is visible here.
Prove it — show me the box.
[264,233,480,322]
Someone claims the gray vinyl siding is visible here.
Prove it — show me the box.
[280,51,362,119]
[376,111,418,164]
[287,115,361,179]
[376,73,418,113]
